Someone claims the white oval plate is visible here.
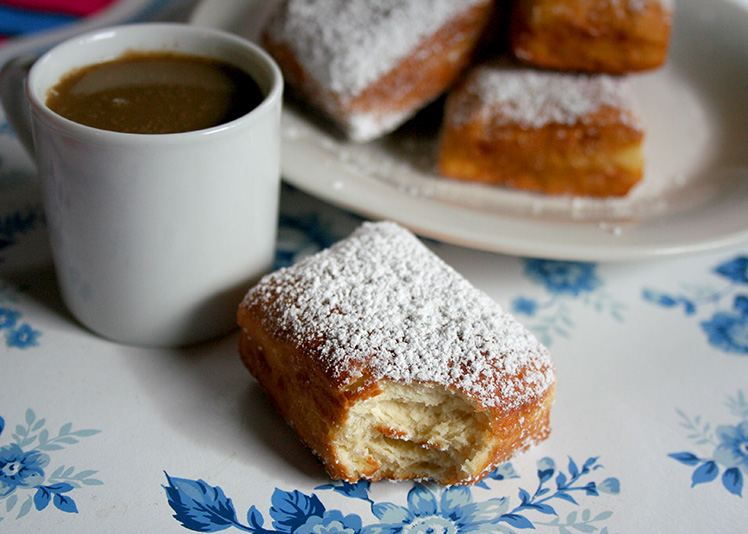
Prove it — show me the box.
[191,0,748,261]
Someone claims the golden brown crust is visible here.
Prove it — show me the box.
[238,312,345,471]
[437,65,645,197]
[509,0,673,74]
[238,307,378,481]
[238,306,556,485]
[262,0,495,141]
[438,118,644,197]
[237,222,556,485]
[237,223,556,484]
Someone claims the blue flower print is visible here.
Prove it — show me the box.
[513,259,625,346]
[275,185,364,269]
[525,260,601,296]
[511,297,538,316]
[369,484,508,534]
[644,255,748,356]
[0,444,49,497]
[0,409,101,521]
[331,456,621,533]
[0,285,42,349]
[669,390,748,497]
[700,296,748,354]
[164,457,621,533]
[5,323,42,348]
[296,510,362,534]
[641,288,697,315]
[715,256,748,284]
[713,422,748,475]
[0,307,20,329]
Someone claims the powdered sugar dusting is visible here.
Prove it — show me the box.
[449,65,640,131]
[266,0,487,102]
[244,221,555,410]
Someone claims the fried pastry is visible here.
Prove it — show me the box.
[438,64,645,197]
[262,0,495,142]
[237,221,556,485]
[509,0,673,74]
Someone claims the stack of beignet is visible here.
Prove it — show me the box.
[263,0,673,197]
[438,0,673,197]
[238,222,557,485]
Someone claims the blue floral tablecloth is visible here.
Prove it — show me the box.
[2,1,748,532]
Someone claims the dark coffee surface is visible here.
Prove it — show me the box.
[46,51,263,134]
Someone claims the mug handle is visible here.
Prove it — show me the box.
[0,54,38,157]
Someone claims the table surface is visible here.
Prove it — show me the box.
[1,1,748,532]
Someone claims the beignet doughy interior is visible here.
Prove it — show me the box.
[237,221,556,485]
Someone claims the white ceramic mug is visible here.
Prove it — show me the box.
[0,23,283,347]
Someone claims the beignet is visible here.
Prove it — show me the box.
[509,0,673,74]
[438,64,645,197]
[237,221,556,485]
[262,0,495,142]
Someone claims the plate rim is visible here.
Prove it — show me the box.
[191,0,748,261]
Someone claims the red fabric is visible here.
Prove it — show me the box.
[0,0,117,17]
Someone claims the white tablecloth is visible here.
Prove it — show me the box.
[1,1,747,532]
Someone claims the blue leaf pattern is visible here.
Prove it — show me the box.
[247,506,265,530]
[722,468,744,497]
[164,456,620,532]
[512,260,626,346]
[164,474,241,532]
[270,489,325,532]
[644,255,748,355]
[33,487,51,511]
[668,452,700,466]
[315,480,373,503]
[53,493,78,514]
[691,461,719,486]
[0,410,101,521]
[670,390,747,497]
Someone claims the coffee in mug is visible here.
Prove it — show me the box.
[0,23,284,347]
[46,51,265,134]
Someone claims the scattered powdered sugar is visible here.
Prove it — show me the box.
[552,0,673,15]
[266,0,487,102]
[619,0,674,13]
[244,221,555,410]
[343,107,414,143]
[449,65,640,131]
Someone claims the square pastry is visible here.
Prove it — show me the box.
[237,221,556,485]
[262,0,495,142]
[438,64,645,197]
[509,0,674,73]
